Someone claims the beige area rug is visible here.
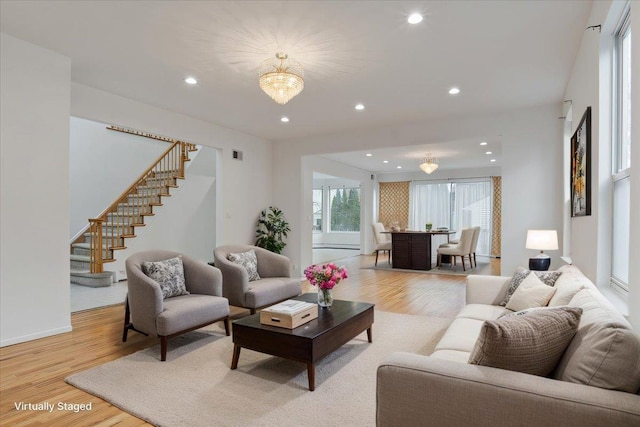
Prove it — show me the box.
[364,260,488,276]
[66,311,451,427]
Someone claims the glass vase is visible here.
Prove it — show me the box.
[318,288,333,307]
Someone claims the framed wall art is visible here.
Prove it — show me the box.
[570,106,591,217]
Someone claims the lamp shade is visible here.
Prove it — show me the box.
[525,230,558,251]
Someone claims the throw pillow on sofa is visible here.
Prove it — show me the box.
[505,272,557,312]
[500,267,562,306]
[228,249,261,282]
[141,255,190,299]
[468,306,583,376]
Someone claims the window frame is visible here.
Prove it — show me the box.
[610,6,632,292]
[328,186,361,233]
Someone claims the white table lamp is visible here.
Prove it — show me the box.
[526,230,558,271]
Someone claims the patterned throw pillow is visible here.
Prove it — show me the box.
[468,306,583,376]
[228,249,261,282]
[141,256,189,299]
[505,272,557,312]
[500,267,562,306]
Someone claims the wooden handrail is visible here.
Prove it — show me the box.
[92,141,180,221]
[79,139,196,273]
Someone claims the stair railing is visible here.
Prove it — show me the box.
[87,140,196,273]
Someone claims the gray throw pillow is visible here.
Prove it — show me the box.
[141,256,189,299]
[500,267,562,306]
[468,306,582,377]
[228,249,260,282]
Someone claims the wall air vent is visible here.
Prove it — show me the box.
[232,150,243,161]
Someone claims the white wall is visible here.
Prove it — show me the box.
[376,166,501,182]
[563,1,611,285]
[71,83,273,248]
[563,0,640,329]
[105,146,219,276]
[273,105,562,277]
[70,116,169,239]
[0,34,72,346]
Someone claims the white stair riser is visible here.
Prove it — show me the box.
[73,247,112,258]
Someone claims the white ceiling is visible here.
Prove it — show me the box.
[0,1,591,171]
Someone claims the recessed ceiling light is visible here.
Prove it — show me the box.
[485,151,492,155]
[448,87,460,95]
[490,159,496,162]
[480,141,488,146]
[366,153,373,157]
[280,116,290,123]
[383,160,389,164]
[396,165,402,169]
[185,77,198,85]
[355,103,365,110]
[407,13,423,24]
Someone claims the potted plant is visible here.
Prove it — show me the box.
[255,206,290,254]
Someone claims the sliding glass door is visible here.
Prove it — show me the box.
[409,179,493,256]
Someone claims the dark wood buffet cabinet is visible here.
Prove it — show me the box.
[388,231,455,271]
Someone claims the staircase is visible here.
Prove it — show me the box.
[70,139,198,287]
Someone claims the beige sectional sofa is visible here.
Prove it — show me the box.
[377,265,640,426]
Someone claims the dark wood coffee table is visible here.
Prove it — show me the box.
[230,293,374,391]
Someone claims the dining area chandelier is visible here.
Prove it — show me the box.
[420,154,439,174]
[259,53,304,105]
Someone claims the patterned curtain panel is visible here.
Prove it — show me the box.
[378,181,409,228]
[491,176,502,257]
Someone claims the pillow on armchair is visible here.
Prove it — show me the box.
[141,255,189,298]
[228,249,261,282]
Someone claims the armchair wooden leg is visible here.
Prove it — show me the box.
[375,250,379,266]
[160,336,168,361]
[249,308,256,315]
[223,317,230,336]
[461,256,466,271]
[122,298,130,342]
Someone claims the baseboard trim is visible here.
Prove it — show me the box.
[1,325,72,347]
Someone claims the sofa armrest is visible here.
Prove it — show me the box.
[124,265,164,336]
[213,252,249,307]
[377,353,640,427]
[465,275,511,305]
[255,248,292,278]
[182,256,223,297]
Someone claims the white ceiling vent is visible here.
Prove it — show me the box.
[232,150,243,161]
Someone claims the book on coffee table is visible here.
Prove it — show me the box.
[260,300,318,329]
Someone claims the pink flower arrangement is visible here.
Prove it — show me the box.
[304,263,348,290]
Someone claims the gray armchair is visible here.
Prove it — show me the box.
[213,245,301,314]
[123,250,230,361]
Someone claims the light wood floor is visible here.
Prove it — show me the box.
[0,255,500,426]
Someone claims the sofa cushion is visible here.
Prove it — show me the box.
[554,288,640,393]
[156,294,229,336]
[435,318,485,353]
[228,249,261,282]
[500,267,562,306]
[141,255,189,299]
[456,304,511,321]
[505,272,557,312]
[245,277,301,309]
[548,265,591,306]
[468,307,582,376]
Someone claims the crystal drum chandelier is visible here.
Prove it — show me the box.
[419,154,439,174]
[259,53,304,105]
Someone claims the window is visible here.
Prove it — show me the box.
[409,179,493,257]
[312,189,323,232]
[329,187,360,232]
[611,8,631,291]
